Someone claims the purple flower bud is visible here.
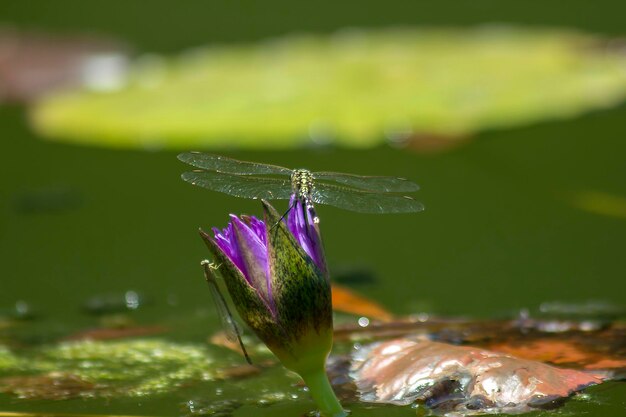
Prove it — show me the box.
[199,199,343,416]
[211,197,328,316]
[201,198,332,349]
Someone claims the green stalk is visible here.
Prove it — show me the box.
[300,368,346,417]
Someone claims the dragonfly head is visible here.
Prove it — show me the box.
[290,169,314,201]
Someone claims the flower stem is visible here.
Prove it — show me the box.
[300,368,346,417]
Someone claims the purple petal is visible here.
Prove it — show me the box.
[247,215,267,246]
[287,196,326,274]
[212,221,245,275]
[230,216,274,311]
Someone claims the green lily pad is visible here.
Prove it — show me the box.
[32,27,626,149]
[0,340,217,399]
[0,345,22,371]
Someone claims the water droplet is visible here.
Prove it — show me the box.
[125,291,140,310]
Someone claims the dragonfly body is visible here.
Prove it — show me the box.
[178,152,423,213]
[290,169,315,203]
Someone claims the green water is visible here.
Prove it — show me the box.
[1,1,626,416]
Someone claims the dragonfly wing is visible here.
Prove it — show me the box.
[202,261,252,364]
[207,279,242,344]
[314,172,419,192]
[311,183,424,213]
[182,170,293,200]
[178,152,292,176]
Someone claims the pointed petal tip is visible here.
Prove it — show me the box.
[199,228,218,247]
[199,230,232,269]
[229,214,249,234]
[261,199,281,223]
[260,199,273,212]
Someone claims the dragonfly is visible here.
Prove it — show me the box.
[178,152,423,214]
[201,260,252,364]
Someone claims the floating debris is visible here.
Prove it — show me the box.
[0,372,105,400]
[348,339,605,414]
[334,315,626,375]
[214,363,263,380]
[486,339,626,374]
[82,291,146,315]
[63,324,169,341]
[0,28,128,104]
[0,301,37,321]
[537,300,626,320]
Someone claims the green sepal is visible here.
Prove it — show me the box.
[261,201,333,367]
[199,229,280,347]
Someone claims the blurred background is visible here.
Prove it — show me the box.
[1,1,625,416]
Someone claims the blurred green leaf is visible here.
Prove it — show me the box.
[570,190,626,219]
[0,346,21,371]
[32,27,626,149]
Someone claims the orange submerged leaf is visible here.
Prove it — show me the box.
[331,284,394,321]
[488,339,626,371]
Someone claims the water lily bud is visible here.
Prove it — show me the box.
[199,199,344,416]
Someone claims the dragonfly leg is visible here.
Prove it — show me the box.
[269,199,297,233]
